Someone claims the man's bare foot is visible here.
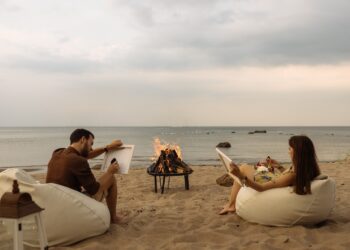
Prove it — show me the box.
[111,215,127,224]
[219,205,236,215]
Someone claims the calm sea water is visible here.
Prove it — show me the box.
[0,127,350,169]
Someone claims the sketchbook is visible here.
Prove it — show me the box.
[216,148,243,186]
[101,145,135,174]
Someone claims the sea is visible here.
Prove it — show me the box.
[0,127,350,171]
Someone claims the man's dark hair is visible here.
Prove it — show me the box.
[70,129,95,144]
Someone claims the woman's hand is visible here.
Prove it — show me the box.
[267,157,279,166]
[229,162,244,179]
[256,156,280,172]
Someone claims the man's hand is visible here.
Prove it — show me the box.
[106,140,123,151]
[88,140,124,160]
[107,161,119,174]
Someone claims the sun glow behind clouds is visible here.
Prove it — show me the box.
[1,63,349,126]
[210,65,350,92]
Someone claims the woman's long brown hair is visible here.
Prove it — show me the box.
[289,135,321,195]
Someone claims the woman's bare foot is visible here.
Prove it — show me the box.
[219,205,236,215]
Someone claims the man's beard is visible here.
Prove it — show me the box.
[81,143,90,158]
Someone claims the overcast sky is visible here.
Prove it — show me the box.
[0,0,350,126]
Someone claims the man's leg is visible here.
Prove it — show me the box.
[95,172,122,224]
[219,164,255,215]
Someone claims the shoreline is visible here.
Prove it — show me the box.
[1,127,350,172]
[1,155,349,172]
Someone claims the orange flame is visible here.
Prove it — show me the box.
[151,137,183,161]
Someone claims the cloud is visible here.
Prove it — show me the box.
[107,0,350,69]
[1,63,349,126]
[0,1,349,126]
[0,0,349,73]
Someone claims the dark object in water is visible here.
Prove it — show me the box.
[248,130,267,134]
[216,142,231,148]
[254,130,267,133]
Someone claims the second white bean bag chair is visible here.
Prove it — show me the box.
[0,168,110,246]
[235,176,336,226]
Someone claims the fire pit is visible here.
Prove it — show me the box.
[147,139,193,194]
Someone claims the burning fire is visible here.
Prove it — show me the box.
[152,138,183,161]
[148,138,192,174]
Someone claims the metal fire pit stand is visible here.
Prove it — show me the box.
[147,169,191,194]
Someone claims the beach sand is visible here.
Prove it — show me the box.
[1,159,349,250]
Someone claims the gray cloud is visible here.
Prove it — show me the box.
[1,0,349,73]
[0,0,350,127]
[110,0,350,69]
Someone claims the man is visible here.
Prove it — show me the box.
[46,128,123,224]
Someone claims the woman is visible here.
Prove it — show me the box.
[219,135,321,215]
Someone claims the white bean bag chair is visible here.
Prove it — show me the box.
[0,168,110,246]
[236,176,336,226]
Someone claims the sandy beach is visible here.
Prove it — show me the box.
[2,0,350,248]
[1,158,349,250]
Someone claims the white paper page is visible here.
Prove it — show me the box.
[216,148,242,186]
[101,145,135,174]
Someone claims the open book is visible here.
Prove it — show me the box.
[101,145,135,174]
[216,148,243,186]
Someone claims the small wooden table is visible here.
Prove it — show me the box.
[147,169,192,194]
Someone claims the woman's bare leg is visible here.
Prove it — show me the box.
[219,164,255,215]
[219,181,241,214]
